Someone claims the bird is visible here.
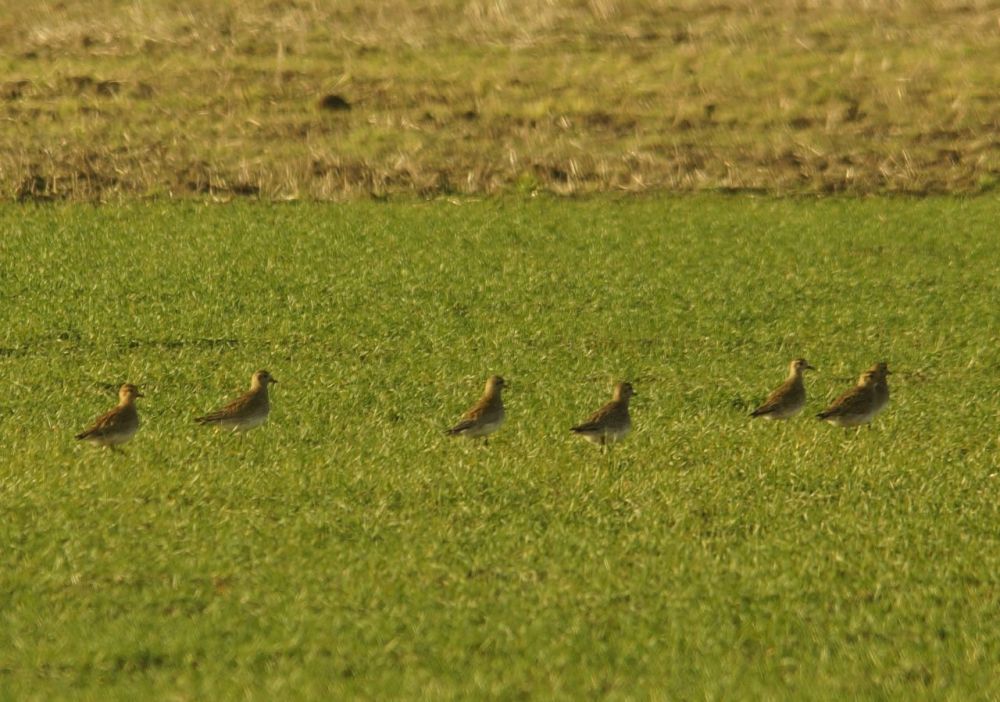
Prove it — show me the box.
[445,375,506,444]
[816,362,892,427]
[75,383,143,449]
[195,369,276,432]
[750,357,815,420]
[570,381,634,450]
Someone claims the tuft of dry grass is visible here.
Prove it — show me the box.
[1,0,998,200]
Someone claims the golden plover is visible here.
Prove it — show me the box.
[195,369,276,432]
[571,381,634,450]
[75,383,143,449]
[817,362,891,427]
[445,375,506,444]
[750,357,815,420]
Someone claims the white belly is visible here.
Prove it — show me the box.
[824,407,880,427]
[763,400,805,420]
[221,413,268,432]
[582,425,630,445]
[88,426,138,447]
[465,418,502,438]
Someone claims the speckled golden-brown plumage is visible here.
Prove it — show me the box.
[817,362,891,427]
[751,358,815,420]
[571,381,634,448]
[75,383,143,448]
[195,370,276,432]
[446,375,506,443]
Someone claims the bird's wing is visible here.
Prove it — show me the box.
[196,391,256,423]
[446,397,489,434]
[76,406,124,439]
[445,418,476,435]
[571,400,617,432]
[751,378,795,416]
[820,384,871,417]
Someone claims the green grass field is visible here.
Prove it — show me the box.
[2,196,999,699]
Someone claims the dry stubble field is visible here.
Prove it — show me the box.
[1,0,998,200]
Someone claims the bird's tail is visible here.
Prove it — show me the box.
[445,420,473,436]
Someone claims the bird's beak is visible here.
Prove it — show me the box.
[806,364,816,371]
[271,378,278,384]
[137,392,146,398]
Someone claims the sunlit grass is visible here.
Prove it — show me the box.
[1,196,998,698]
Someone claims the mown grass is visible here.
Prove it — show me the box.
[2,0,998,200]
[1,196,999,699]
